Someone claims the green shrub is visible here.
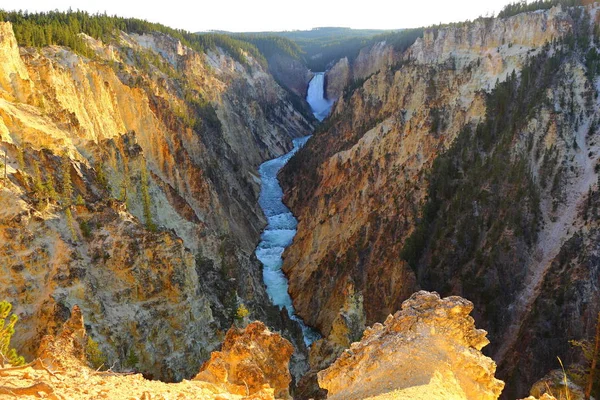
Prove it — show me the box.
[85,337,107,370]
[124,348,139,369]
[79,219,92,239]
[0,301,25,366]
[235,303,249,320]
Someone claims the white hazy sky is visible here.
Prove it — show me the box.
[7,0,517,32]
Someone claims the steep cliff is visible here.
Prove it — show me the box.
[325,40,400,100]
[0,19,312,381]
[267,54,314,98]
[280,5,595,397]
[195,321,294,399]
[0,294,509,400]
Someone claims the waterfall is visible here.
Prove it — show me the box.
[306,72,334,121]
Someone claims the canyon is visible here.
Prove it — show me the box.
[0,2,599,400]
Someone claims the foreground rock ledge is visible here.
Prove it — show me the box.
[194,321,294,399]
[317,291,505,400]
[0,308,293,400]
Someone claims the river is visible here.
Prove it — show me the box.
[255,72,333,345]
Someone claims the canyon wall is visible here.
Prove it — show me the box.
[0,21,312,381]
[325,40,400,100]
[0,308,295,400]
[267,53,314,98]
[280,5,598,397]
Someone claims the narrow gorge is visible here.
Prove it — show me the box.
[256,72,333,348]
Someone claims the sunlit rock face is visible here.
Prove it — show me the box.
[195,321,295,399]
[0,20,312,381]
[325,41,399,101]
[318,291,504,400]
[267,53,314,98]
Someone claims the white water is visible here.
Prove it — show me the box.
[256,136,320,346]
[255,74,333,346]
[307,72,334,121]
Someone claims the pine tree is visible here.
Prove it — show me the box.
[85,337,107,370]
[585,312,600,399]
[124,348,139,369]
[61,158,73,205]
[65,207,78,241]
[44,176,59,202]
[32,160,44,196]
[16,147,25,171]
[140,161,156,232]
[96,162,109,190]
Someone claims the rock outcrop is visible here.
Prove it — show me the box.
[0,295,509,400]
[281,5,572,345]
[318,291,504,400]
[324,57,350,100]
[325,5,572,100]
[325,40,401,100]
[195,321,294,399]
[267,54,313,98]
[527,370,590,400]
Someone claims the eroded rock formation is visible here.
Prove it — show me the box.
[325,41,400,100]
[0,295,509,400]
[318,291,504,400]
[195,321,294,399]
[282,4,573,347]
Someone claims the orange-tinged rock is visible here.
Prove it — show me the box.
[280,4,575,360]
[195,322,294,400]
[0,308,283,400]
[37,304,87,369]
[0,16,311,383]
[317,291,504,400]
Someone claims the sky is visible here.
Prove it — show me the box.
[7,0,518,32]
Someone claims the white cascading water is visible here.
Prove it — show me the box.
[255,73,333,346]
[306,72,334,121]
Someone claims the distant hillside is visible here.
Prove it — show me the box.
[219,27,395,71]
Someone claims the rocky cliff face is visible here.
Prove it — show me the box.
[267,54,313,98]
[318,291,504,400]
[280,5,596,398]
[325,40,400,100]
[195,321,294,399]
[325,5,572,100]
[0,21,312,381]
[323,57,349,101]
